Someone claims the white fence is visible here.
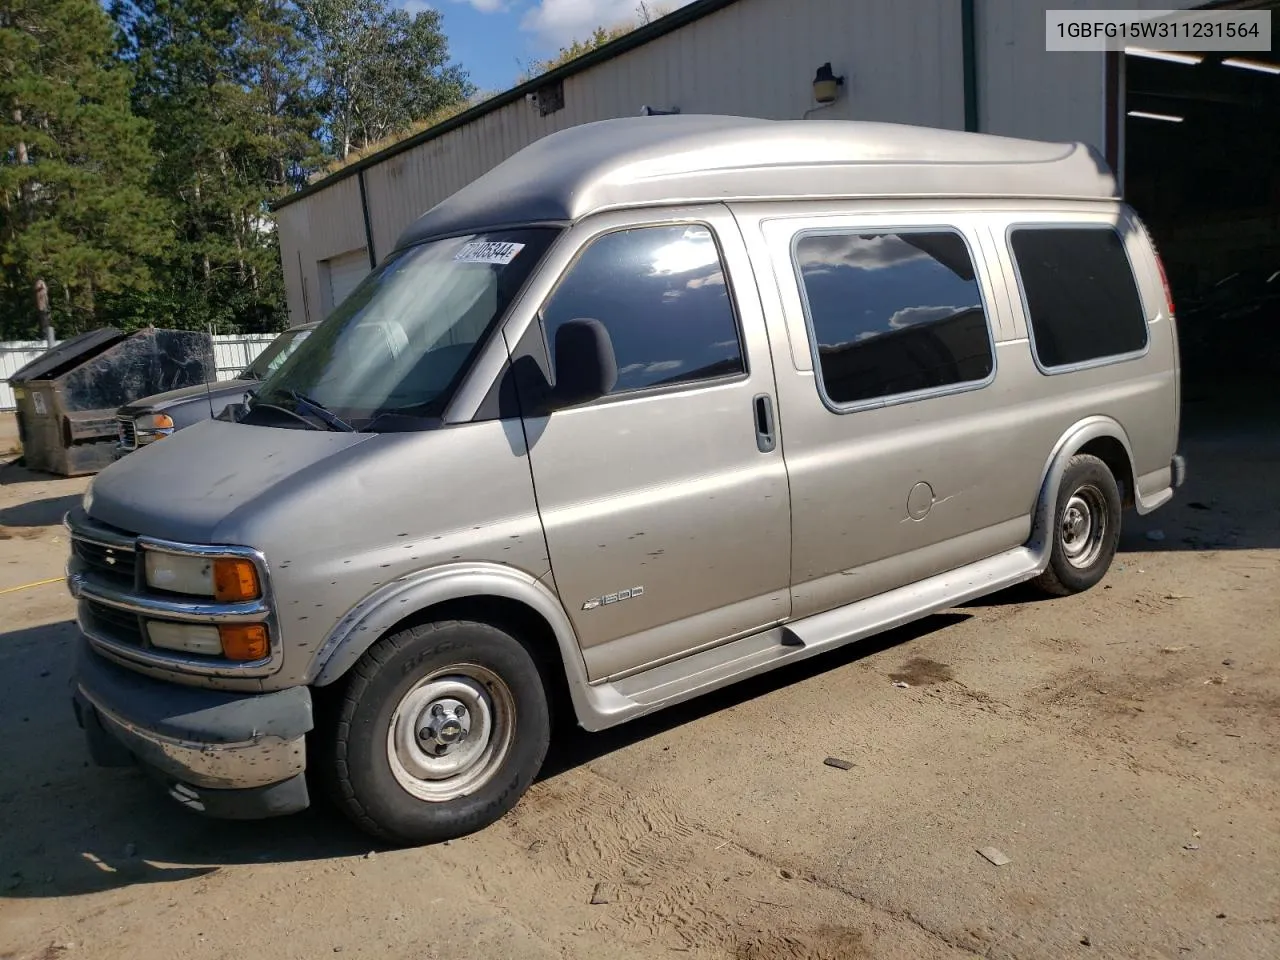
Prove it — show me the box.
[0,334,277,411]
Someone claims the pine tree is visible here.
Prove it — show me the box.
[0,0,170,339]
[110,0,323,334]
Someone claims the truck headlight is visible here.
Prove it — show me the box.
[144,553,261,601]
[82,476,95,515]
[136,412,175,442]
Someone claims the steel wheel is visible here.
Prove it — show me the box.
[1059,482,1109,570]
[385,664,517,803]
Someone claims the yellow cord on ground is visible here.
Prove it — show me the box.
[0,576,64,596]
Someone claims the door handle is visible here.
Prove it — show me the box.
[753,393,776,453]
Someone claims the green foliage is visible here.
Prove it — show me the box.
[0,0,171,339]
[519,2,671,82]
[109,0,322,335]
[299,0,474,160]
[1,0,471,340]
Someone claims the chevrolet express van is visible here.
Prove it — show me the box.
[65,116,1185,844]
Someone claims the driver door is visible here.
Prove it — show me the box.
[508,206,792,682]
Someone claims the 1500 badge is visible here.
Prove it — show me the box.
[582,586,644,611]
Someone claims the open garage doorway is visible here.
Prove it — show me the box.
[1122,5,1279,432]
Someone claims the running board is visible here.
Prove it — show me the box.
[577,545,1043,731]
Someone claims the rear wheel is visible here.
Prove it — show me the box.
[1033,453,1123,597]
[325,620,550,845]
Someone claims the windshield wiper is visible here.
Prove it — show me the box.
[286,389,355,432]
[241,389,321,430]
[360,401,444,433]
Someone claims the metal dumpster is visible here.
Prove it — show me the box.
[8,327,215,476]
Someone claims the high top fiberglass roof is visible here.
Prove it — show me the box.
[396,114,1118,249]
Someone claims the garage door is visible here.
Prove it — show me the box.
[324,248,370,315]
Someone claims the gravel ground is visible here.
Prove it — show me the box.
[1,407,1276,960]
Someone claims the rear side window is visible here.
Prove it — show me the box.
[1009,226,1148,369]
[540,224,745,394]
[794,230,994,406]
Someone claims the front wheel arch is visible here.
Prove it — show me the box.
[309,564,588,727]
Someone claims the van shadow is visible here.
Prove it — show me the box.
[539,612,972,779]
[0,613,969,899]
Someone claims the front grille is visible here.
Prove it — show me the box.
[85,599,145,648]
[117,416,137,450]
[74,538,136,586]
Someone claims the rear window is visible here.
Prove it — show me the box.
[1009,226,1148,369]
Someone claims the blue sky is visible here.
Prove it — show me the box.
[400,0,696,93]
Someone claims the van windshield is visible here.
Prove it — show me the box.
[245,228,557,430]
[240,326,313,380]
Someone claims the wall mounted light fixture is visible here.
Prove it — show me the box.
[812,63,845,104]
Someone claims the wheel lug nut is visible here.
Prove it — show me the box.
[431,704,445,718]
[418,727,432,741]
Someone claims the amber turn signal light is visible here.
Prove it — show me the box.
[213,557,260,602]
[219,623,269,661]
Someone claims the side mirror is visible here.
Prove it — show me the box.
[548,318,617,410]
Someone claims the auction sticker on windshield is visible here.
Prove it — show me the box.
[454,241,525,265]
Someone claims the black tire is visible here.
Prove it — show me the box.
[1032,453,1123,597]
[323,620,550,846]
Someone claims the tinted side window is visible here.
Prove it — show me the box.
[794,231,993,405]
[541,225,745,394]
[1010,226,1148,369]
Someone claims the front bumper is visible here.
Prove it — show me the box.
[71,637,314,819]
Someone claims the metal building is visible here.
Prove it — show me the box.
[272,0,1262,333]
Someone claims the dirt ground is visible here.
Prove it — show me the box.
[1,398,1276,960]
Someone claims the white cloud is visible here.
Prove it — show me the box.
[645,360,683,373]
[522,0,693,47]
[619,359,684,376]
[798,234,931,275]
[452,0,507,12]
[819,304,979,350]
[887,304,975,330]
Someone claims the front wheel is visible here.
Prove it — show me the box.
[1032,453,1123,597]
[325,620,550,845]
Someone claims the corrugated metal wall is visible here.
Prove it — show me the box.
[977,0,1201,150]
[278,0,967,326]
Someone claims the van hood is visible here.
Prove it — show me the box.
[117,379,253,416]
[87,418,375,543]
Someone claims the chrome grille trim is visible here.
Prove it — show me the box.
[64,509,283,679]
[117,416,137,451]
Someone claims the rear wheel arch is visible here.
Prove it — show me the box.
[1031,417,1136,560]
[1077,435,1136,509]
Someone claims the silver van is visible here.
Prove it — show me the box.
[65,116,1185,844]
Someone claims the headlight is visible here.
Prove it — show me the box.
[144,551,262,601]
[136,412,175,442]
[145,552,213,595]
[82,476,95,515]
